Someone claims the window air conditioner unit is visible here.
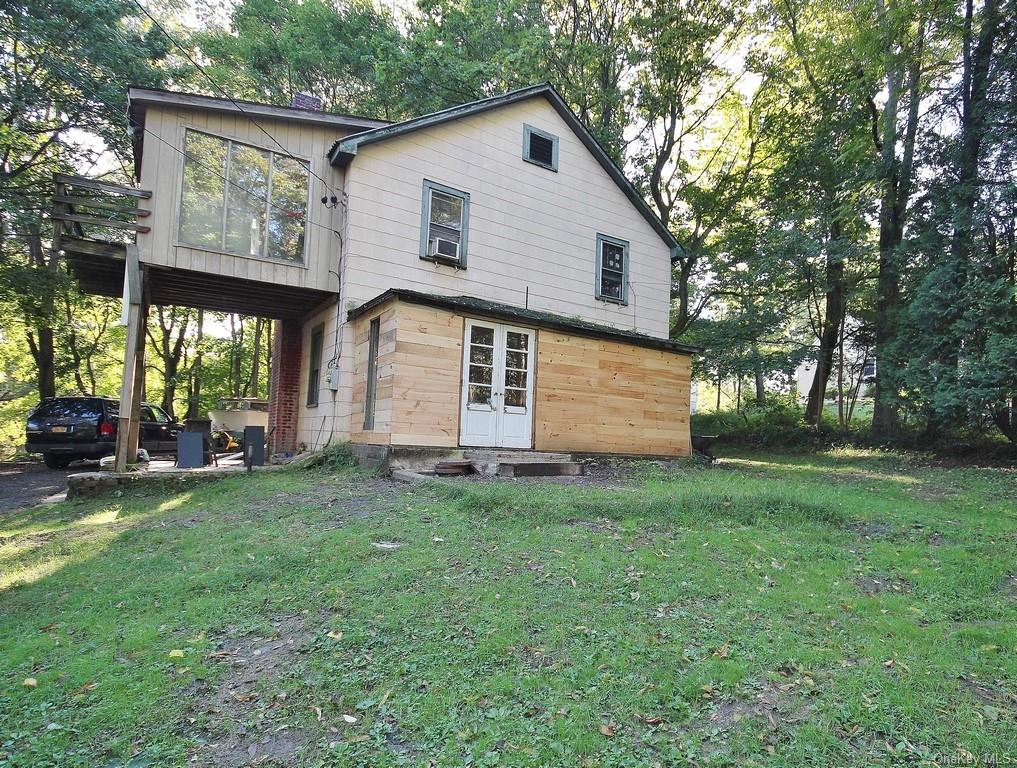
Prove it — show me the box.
[430,237,459,260]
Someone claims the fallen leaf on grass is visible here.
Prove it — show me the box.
[432,536,445,543]
[642,715,664,725]
[712,643,730,658]
[327,630,343,640]
[22,678,37,689]
[72,681,97,696]
[231,691,258,703]
[599,722,616,737]
[168,649,185,659]
[342,714,358,724]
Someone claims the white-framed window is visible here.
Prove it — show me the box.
[419,179,469,267]
[596,233,629,304]
[522,124,559,171]
[178,129,309,263]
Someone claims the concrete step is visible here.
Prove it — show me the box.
[463,450,575,477]
[463,450,572,463]
[496,461,585,478]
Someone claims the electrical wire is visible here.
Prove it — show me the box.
[137,123,343,241]
[129,0,346,201]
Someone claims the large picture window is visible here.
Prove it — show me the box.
[178,129,309,263]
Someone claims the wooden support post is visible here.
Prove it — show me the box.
[114,246,145,473]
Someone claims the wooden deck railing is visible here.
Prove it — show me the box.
[52,173,152,254]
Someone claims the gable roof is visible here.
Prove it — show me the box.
[327,84,680,252]
[348,288,701,355]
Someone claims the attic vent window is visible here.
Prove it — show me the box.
[523,124,558,171]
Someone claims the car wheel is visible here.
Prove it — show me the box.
[43,454,72,469]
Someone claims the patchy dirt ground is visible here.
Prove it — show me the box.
[184,615,317,767]
[0,461,82,514]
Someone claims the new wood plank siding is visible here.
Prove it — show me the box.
[135,105,346,293]
[350,299,463,447]
[345,297,690,456]
[340,98,672,337]
[534,331,692,456]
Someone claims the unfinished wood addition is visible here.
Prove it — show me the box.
[350,305,397,444]
[350,299,463,448]
[534,331,692,456]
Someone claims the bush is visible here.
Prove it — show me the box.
[318,441,358,471]
[692,398,1017,459]
[692,399,851,449]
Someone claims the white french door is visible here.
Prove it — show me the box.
[459,319,535,448]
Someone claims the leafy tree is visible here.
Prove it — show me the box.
[0,0,165,399]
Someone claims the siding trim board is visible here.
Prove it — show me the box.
[347,288,702,355]
[329,83,681,253]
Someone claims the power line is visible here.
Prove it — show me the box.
[138,122,342,241]
[128,0,344,201]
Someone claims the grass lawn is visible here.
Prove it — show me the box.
[1,450,1016,767]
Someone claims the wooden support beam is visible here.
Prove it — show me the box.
[54,173,152,198]
[114,246,146,473]
[53,211,151,233]
[53,195,151,217]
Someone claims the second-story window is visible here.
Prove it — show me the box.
[178,129,309,264]
[420,179,469,267]
[596,234,629,304]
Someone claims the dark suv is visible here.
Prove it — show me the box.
[26,397,182,468]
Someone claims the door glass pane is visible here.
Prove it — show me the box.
[505,350,527,370]
[268,154,308,262]
[469,365,492,385]
[468,385,491,405]
[504,369,527,388]
[505,388,526,407]
[470,345,493,365]
[179,131,227,249]
[471,325,494,346]
[505,331,528,351]
[225,143,269,256]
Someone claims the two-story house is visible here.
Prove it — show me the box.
[85,83,697,462]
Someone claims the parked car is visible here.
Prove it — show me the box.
[25,396,182,469]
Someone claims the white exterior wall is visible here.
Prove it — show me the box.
[340,98,673,336]
[296,301,344,450]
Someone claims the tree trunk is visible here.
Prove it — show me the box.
[186,310,204,420]
[871,16,925,439]
[248,318,264,398]
[805,225,847,425]
[753,348,765,405]
[26,328,56,400]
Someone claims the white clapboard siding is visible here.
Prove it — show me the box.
[135,105,346,294]
[341,97,672,338]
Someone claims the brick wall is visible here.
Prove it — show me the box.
[268,318,302,455]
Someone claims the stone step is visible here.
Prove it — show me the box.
[463,450,574,477]
[496,461,585,478]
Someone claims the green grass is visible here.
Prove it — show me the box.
[1,449,1016,766]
